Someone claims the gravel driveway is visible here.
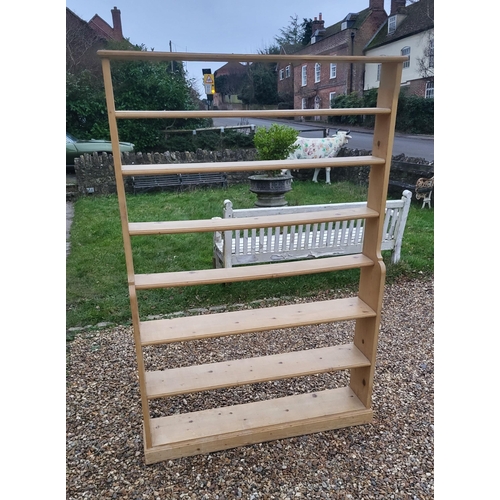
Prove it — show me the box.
[66,277,434,499]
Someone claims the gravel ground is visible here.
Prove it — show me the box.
[66,277,433,499]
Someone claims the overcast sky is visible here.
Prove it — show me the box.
[66,0,394,93]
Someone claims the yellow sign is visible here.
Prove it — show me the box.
[203,74,214,84]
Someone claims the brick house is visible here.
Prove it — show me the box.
[364,0,434,98]
[213,61,248,109]
[278,0,388,118]
[66,6,126,73]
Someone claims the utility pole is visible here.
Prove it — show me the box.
[169,40,174,73]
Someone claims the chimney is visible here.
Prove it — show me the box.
[111,6,123,40]
[369,0,385,11]
[311,13,325,35]
[390,0,406,15]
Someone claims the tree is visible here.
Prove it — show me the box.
[300,18,313,46]
[416,29,434,79]
[274,15,312,49]
[274,15,303,47]
[66,40,206,151]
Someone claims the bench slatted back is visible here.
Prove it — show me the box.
[217,191,412,266]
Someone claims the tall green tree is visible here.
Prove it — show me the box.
[66,40,206,152]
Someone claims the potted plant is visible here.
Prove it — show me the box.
[249,123,299,207]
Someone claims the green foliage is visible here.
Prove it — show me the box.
[66,181,433,331]
[164,129,255,152]
[396,91,434,134]
[66,41,205,152]
[66,70,108,139]
[253,123,299,173]
[275,15,305,47]
[238,63,279,105]
[329,88,434,134]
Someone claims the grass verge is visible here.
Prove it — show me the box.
[66,181,433,334]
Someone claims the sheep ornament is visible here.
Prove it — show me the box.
[286,130,352,184]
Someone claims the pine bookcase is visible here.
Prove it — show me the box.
[97,50,406,464]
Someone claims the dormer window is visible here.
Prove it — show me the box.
[341,21,348,30]
[388,15,396,34]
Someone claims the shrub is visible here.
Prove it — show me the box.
[253,123,299,175]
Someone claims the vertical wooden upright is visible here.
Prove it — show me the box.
[98,50,406,464]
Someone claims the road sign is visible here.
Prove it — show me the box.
[203,74,214,84]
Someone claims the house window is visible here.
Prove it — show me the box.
[329,92,336,108]
[388,16,396,34]
[429,39,434,68]
[301,65,307,86]
[330,63,337,79]
[279,69,284,81]
[315,63,321,83]
[285,65,291,78]
[301,98,307,109]
[401,46,410,68]
[425,81,434,99]
[341,21,347,30]
[376,64,381,81]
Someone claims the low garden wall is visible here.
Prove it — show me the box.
[74,148,433,202]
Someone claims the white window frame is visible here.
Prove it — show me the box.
[425,81,434,99]
[301,65,307,86]
[329,92,336,108]
[301,98,307,109]
[376,64,381,82]
[341,21,347,30]
[285,65,291,78]
[330,63,337,79]
[402,46,410,68]
[279,69,284,81]
[388,16,396,34]
[314,63,321,83]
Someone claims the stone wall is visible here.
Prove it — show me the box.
[74,147,433,202]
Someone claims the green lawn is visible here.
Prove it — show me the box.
[66,180,433,334]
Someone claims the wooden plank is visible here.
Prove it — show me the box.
[128,207,378,235]
[145,387,372,463]
[121,155,385,176]
[134,253,373,289]
[98,49,408,64]
[145,343,370,398]
[140,296,376,345]
[115,108,391,120]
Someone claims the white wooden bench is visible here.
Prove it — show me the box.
[213,190,412,268]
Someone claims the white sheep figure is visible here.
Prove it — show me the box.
[286,130,352,184]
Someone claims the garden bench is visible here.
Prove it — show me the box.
[213,190,412,268]
[132,172,227,193]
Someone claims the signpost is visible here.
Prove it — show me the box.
[202,68,215,108]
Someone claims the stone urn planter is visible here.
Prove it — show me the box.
[248,172,293,207]
[250,123,299,208]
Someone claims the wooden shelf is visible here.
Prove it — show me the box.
[121,155,386,176]
[98,50,403,463]
[115,108,391,120]
[145,387,372,463]
[140,297,376,346]
[128,207,379,236]
[134,254,374,289]
[145,343,370,398]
